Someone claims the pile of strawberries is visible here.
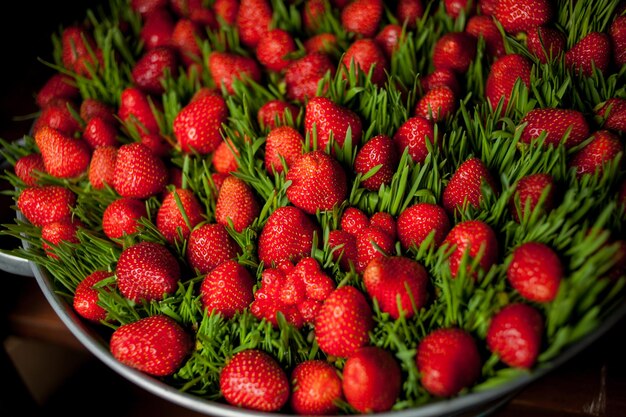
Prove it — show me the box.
[3,0,626,414]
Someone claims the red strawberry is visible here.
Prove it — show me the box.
[478,0,498,16]
[416,327,481,397]
[444,0,474,18]
[393,115,436,164]
[342,346,401,413]
[118,87,160,135]
[140,131,173,157]
[354,134,399,191]
[486,303,544,369]
[396,0,424,29]
[340,207,370,236]
[526,26,567,64]
[113,143,169,198]
[169,18,203,66]
[507,241,563,302]
[285,52,336,103]
[509,173,555,222]
[442,219,499,278]
[80,98,116,125]
[73,270,113,322]
[14,153,46,186]
[314,285,373,357]
[304,97,363,152]
[256,29,297,72]
[610,15,626,67]
[215,176,260,232]
[156,188,204,244]
[304,33,339,55]
[290,360,343,416]
[286,150,348,214]
[41,219,81,258]
[110,315,192,376]
[61,26,99,75]
[132,46,179,95]
[189,6,218,29]
[570,130,623,179]
[32,98,82,137]
[328,229,358,271]
[102,198,147,240]
[264,126,303,175]
[465,15,505,57]
[220,349,289,412]
[302,0,327,32]
[565,32,611,76]
[187,223,241,274]
[17,185,76,227]
[341,0,383,38]
[173,94,228,154]
[596,97,626,133]
[421,69,461,96]
[208,51,262,94]
[375,24,403,59]
[369,211,396,240]
[36,73,79,109]
[34,126,91,179]
[432,32,477,74]
[88,146,117,190]
[257,99,299,131]
[442,157,497,214]
[341,38,389,87]
[83,117,118,148]
[200,259,254,318]
[485,53,532,110]
[214,0,239,25]
[397,202,451,250]
[494,0,553,34]
[415,86,457,122]
[131,0,167,15]
[520,108,590,148]
[355,226,396,273]
[363,256,429,319]
[140,8,175,50]
[236,0,272,48]
[116,241,181,303]
[212,138,239,174]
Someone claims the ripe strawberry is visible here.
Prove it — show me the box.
[397,202,451,250]
[444,0,474,18]
[220,349,289,412]
[36,73,79,109]
[416,327,481,397]
[140,131,172,157]
[173,94,228,154]
[393,115,436,164]
[208,51,262,94]
[421,68,461,96]
[169,18,203,66]
[140,8,175,50]
[354,134,399,191]
[478,0,498,16]
[355,226,396,273]
[396,0,424,29]
[156,188,204,244]
[132,46,179,95]
[116,241,181,303]
[369,212,396,240]
[236,0,272,48]
[256,29,297,72]
[110,315,192,376]
[212,138,239,174]
[465,15,505,57]
[286,150,348,214]
[302,0,327,32]
[88,146,117,190]
[565,32,611,76]
[509,173,555,222]
[304,97,363,152]
[610,15,626,67]
[61,26,99,75]
[494,0,553,34]
[80,98,116,125]
[328,229,358,271]
[187,223,241,274]
[363,256,429,319]
[314,285,373,357]
[34,126,91,179]
[596,97,626,133]
[415,86,457,122]
[341,0,383,38]
[73,270,113,322]
[214,0,239,25]
[257,99,299,131]
[520,108,590,149]
[41,219,81,258]
[113,142,168,198]
[485,53,532,110]
[375,24,403,59]
[507,241,563,302]
[570,130,623,179]
[17,185,76,227]
[304,33,339,55]
[290,360,343,416]
[526,26,567,64]
[342,346,401,413]
[200,259,254,318]
[102,197,148,240]
[442,157,497,214]
[189,6,218,29]
[486,303,544,369]
[215,176,260,232]
[432,32,477,74]
[32,98,82,137]
[131,0,167,15]
[264,126,303,175]
[341,38,389,87]
[442,219,499,278]
[118,87,160,135]
[14,153,46,187]
[83,117,118,148]
[285,52,336,103]
[340,207,370,236]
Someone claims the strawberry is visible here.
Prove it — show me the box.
[494,0,553,34]
[215,175,260,232]
[396,0,424,29]
[264,126,304,175]
[341,0,383,38]
[214,0,239,25]
[369,212,396,240]
[173,94,228,154]
[565,32,611,76]
[509,173,555,222]
[465,15,505,58]
[61,26,99,75]
[110,315,192,376]
[314,285,373,357]
[305,97,363,152]
[290,360,343,415]
[131,46,179,95]
[73,270,113,322]
[102,197,148,240]
[88,146,117,190]
[286,150,348,214]
[340,207,370,236]
[341,38,389,87]
[304,33,339,55]
[83,117,118,148]
[140,131,173,157]
[236,0,272,48]
[328,229,358,271]
[610,15,626,67]
[342,346,402,413]
[17,185,76,227]
[41,219,81,258]
[113,142,169,198]
[520,107,590,149]
[156,187,204,243]
[421,68,461,96]
[442,157,497,214]
[189,6,218,29]
[14,153,46,187]
[140,8,175,50]
[169,18,203,66]
[485,53,532,110]
[596,97,626,133]
[187,223,241,274]
[34,126,91,179]
[486,303,544,369]
[285,52,336,103]
[375,24,403,58]
[200,259,254,318]
[432,32,477,74]
[116,241,181,303]
[478,0,498,16]
[415,86,457,122]
[570,130,623,179]
[32,98,82,137]
[257,99,299,131]
[131,0,167,15]
[397,202,451,250]
[257,206,320,266]
[256,29,297,72]
[302,0,328,32]
[393,115,436,164]
[416,327,481,397]
[442,219,499,278]
[36,73,79,109]
[220,349,290,412]
[444,0,474,19]
[363,256,429,319]
[507,241,563,302]
[212,138,239,174]
[118,87,160,135]
[208,51,262,94]
[354,134,399,191]
[355,226,396,273]
[80,98,116,125]
[526,26,567,64]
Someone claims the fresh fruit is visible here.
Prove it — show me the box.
[131,46,179,94]
[41,219,81,258]
[83,117,118,148]
[596,98,626,133]
[102,198,148,240]
[610,15,626,67]
[156,187,204,243]
[494,0,553,34]
[526,26,567,64]
[509,173,555,222]
[200,259,255,318]
[187,223,241,274]
[432,32,477,74]
[442,157,497,215]
[264,126,304,175]
[285,52,336,102]
[17,185,76,227]
[397,202,451,250]
[173,94,229,154]
[113,142,169,198]
[519,108,590,149]
[304,97,363,152]
[118,87,160,135]
[507,241,563,302]
[34,126,91,179]
[14,153,45,187]
[355,226,396,273]
[256,29,297,72]
[290,360,343,415]
[392,116,436,164]
[569,130,623,179]
[215,175,260,232]
[341,0,383,38]
[442,219,499,278]
[415,86,457,122]
[341,38,389,86]
[257,99,299,131]
[73,270,113,322]
[485,53,532,110]
[208,51,262,94]
[236,0,272,48]
[565,32,611,76]
[88,146,117,190]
